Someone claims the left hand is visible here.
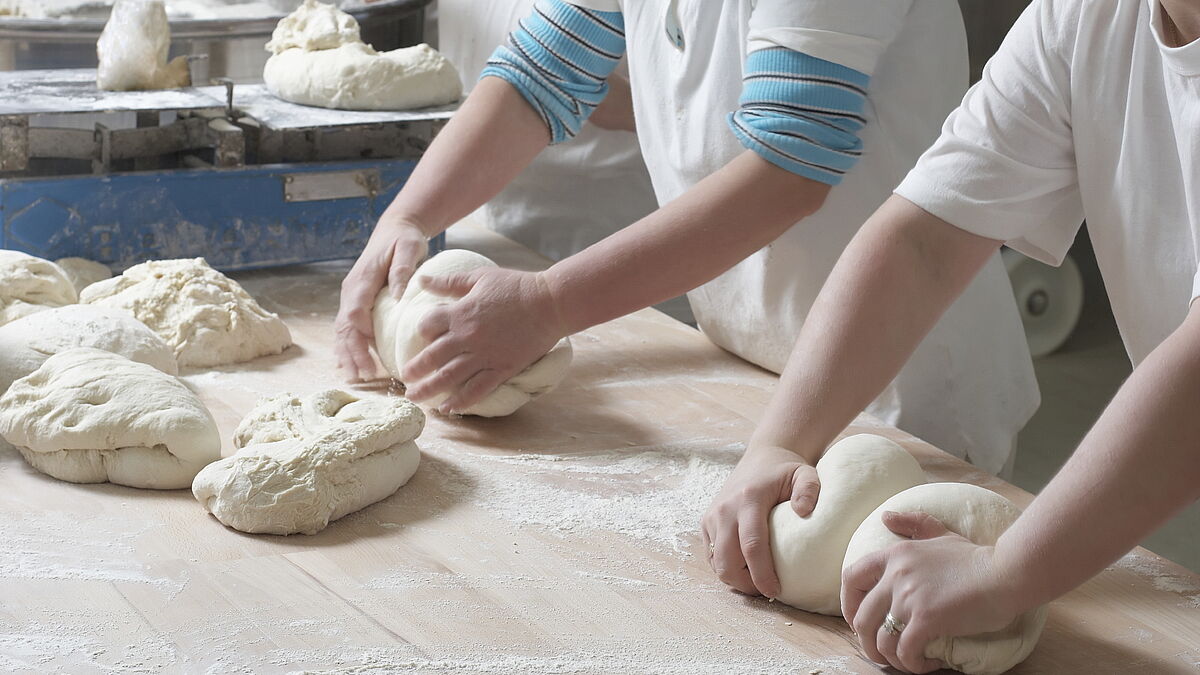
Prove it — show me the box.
[841,511,1023,673]
[401,267,568,413]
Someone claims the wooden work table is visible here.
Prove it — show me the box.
[1,223,1198,673]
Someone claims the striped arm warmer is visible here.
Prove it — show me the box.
[481,0,626,144]
[729,48,871,186]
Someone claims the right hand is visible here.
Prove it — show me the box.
[334,216,430,381]
[700,444,821,598]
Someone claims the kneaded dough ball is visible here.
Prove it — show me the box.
[80,257,292,368]
[55,257,112,294]
[0,250,77,326]
[372,249,573,417]
[769,434,926,615]
[843,483,1048,675]
[0,304,177,396]
[263,0,461,111]
[0,347,220,489]
[192,389,425,535]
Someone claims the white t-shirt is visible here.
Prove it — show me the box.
[898,0,1200,366]
[570,0,1038,473]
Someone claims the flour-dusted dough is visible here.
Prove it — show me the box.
[843,483,1048,675]
[0,347,220,488]
[0,250,77,327]
[96,0,190,91]
[55,257,112,294]
[768,434,926,615]
[0,305,177,397]
[80,257,292,368]
[263,0,461,111]
[192,389,425,535]
[372,249,573,417]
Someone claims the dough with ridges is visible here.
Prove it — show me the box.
[80,257,292,368]
[843,482,1048,675]
[0,347,220,489]
[192,389,425,535]
[769,434,926,615]
[372,249,573,417]
[0,250,77,326]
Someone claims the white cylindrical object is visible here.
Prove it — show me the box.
[1001,248,1084,358]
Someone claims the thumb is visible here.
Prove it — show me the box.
[882,510,950,540]
[789,464,821,517]
[420,270,483,298]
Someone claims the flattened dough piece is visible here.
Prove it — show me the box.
[769,434,926,615]
[0,250,77,326]
[0,304,177,397]
[373,249,573,417]
[55,257,112,294]
[0,347,220,489]
[192,389,425,535]
[843,483,1048,675]
[80,257,292,367]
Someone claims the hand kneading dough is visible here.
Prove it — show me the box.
[0,250,77,326]
[0,305,177,397]
[55,257,112,294]
[80,257,292,367]
[373,249,573,417]
[192,389,424,535]
[96,0,190,91]
[768,434,926,615]
[263,0,461,111]
[843,483,1048,675]
[0,348,220,488]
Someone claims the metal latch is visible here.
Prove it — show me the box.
[282,169,381,202]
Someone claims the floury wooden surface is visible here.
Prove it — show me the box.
[1,223,1198,673]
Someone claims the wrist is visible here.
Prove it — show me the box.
[379,208,439,240]
[989,534,1046,615]
[534,270,574,338]
[538,265,590,335]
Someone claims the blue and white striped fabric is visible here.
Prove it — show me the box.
[481,0,626,144]
[729,48,871,185]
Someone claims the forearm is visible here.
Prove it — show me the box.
[750,196,1002,463]
[994,308,1200,612]
[380,77,550,236]
[543,151,830,332]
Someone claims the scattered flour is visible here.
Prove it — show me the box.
[1113,552,1200,607]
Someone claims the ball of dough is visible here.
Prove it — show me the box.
[372,249,573,417]
[55,257,112,294]
[768,434,926,615]
[0,304,177,397]
[192,389,425,535]
[263,0,461,111]
[0,250,77,326]
[842,483,1048,675]
[80,257,292,368]
[96,0,190,91]
[0,347,220,489]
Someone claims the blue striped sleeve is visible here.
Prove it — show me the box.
[728,48,871,186]
[480,0,626,144]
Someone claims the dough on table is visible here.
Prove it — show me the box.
[843,483,1048,675]
[768,434,926,615]
[373,249,574,417]
[96,0,190,91]
[0,304,177,397]
[55,257,112,294]
[0,347,220,489]
[263,0,461,111]
[0,250,77,326]
[192,389,425,535]
[80,257,292,368]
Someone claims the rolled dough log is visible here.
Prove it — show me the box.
[0,250,76,327]
[0,347,220,489]
[843,483,1048,675]
[769,434,926,615]
[372,249,573,417]
[192,389,425,535]
[96,0,190,91]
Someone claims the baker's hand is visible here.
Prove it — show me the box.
[700,444,821,598]
[841,512,1022,673]
[401,267,568,413]
[334,217,430,382]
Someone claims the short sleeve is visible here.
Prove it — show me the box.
[746,0,915,75]
[895,0,1084,266]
